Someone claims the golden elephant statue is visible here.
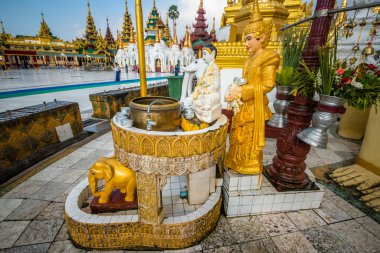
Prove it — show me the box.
[88,156,137,204]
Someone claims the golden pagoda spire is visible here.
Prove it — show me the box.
[187,26,192,48]
[84,0,98,44]
[121,0,133,43]
[183,25,189,48]
[153,0,156,8]
[155,24,161,43]
[199,0,204,9]
[130,26,135,43]
[38,12,53,39]
[173,21,178,45]
[1,21,5,34]
[163,14,172,43]
[211,17,216,33]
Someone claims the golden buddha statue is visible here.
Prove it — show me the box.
[224,0,280,174]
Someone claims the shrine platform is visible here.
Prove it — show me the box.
[0,126,379,252]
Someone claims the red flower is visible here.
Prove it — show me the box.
[336,68,345,75]
[341,77,352,84]
[369,64,376,70]
[377,70,380,75]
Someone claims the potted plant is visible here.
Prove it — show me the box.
[336,62,380,139]
[268,31,307,129]
[297,46,346,149]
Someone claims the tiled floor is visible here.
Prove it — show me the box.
[0,129,379,252]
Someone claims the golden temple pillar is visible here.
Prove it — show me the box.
[136,173,164,225]
[135,0,148,96]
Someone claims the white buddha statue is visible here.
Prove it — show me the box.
[191,45,222,124]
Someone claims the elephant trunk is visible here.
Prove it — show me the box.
[88,173,99,196]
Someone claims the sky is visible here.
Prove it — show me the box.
[0,0,226,42]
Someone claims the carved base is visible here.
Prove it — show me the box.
[265,123,286,139]
[90,190,138,214]
[264,167,319,192]
[266,95,317,191]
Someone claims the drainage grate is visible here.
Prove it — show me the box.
[82,118,104,128]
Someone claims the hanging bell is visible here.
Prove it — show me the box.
[359,18,367,27]
[349,30,354,37]
[350,19,358,28]
[349,57,357,65]
[362,44,375,56]
[352,45,360,52]
[373,17,380,26]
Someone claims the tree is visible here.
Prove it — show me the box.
[168,5,180,32]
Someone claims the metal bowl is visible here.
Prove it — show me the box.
[129,96,181,131]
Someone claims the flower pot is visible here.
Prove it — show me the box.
[338,103,370,140]
[268,86,292,128]
[297,95,345,149]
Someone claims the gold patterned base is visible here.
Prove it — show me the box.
[64,180,222,250]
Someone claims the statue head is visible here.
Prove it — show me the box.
[202,44,217,64]
[243,0,272,53]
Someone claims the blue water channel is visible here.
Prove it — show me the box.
[0,76,167,99]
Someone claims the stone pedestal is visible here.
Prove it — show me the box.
[187,165,216,205]
[90,190,138,214]
[223,169,261,191]
[223,174,324,217]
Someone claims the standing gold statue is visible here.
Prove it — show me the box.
[224,0,280,174]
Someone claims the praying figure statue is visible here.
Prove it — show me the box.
[181,44,222,131]
[224,0,280,175]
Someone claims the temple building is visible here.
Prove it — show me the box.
[0,14,80,68]
[186,0,217,55]
[1,1,118,68]
[115,0,194,72]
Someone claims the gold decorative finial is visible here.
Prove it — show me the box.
[250,0,263,24]
[199,0,204,9]
[173,21,178,45]
[153,0,156,8]
[1,21,5,34]
[106,18,109,26]
[183,25,189,48]
[243,0,272,47]
[87,0,90,9]
[155,24,160,43]
[212,17,215,30]
[130,26,135,43]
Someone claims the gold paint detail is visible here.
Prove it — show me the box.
[111,121,228,159]
[137,173,161,224]
[116,145,225,176]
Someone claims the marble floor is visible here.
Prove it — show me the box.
[0,129,379,253]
